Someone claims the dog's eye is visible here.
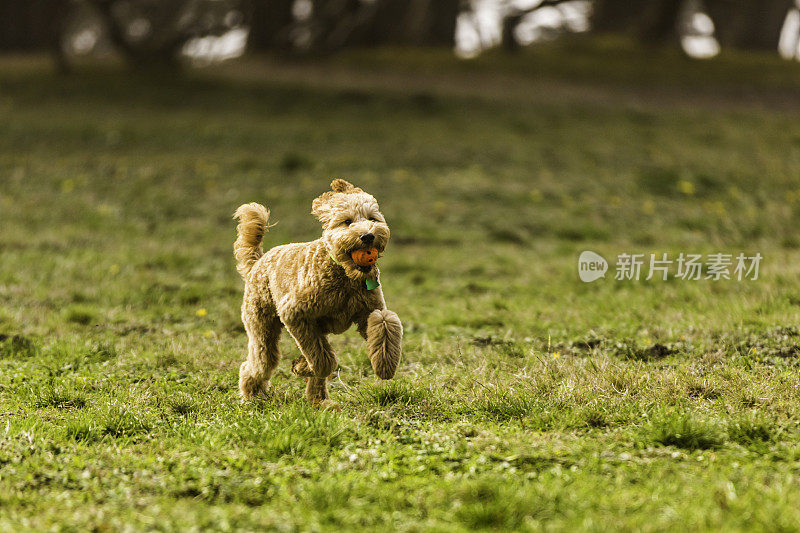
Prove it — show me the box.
[368,217,376,222]
[343,219,352,226]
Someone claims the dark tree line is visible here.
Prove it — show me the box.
[0,0,796,68]
[0,0,69,51]
[247,0,460,52]
[591,0,795,50]
[0,0,460,65]
[705,0,795,50]
[501,0,797,54]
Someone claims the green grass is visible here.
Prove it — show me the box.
[3,45,800,530]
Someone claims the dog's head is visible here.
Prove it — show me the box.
[312,179,390,281]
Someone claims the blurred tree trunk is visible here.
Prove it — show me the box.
[89,0,185,68]
[0,0,69,69]
[320,0,460,49]
[0,0,60,50]
[592,0,684,44]
[308,0,363,51]
[360,0,405,45]
[43,0,72,71]
[736,0,793,50]
[591,0,647,33]
[637,0,683,44]
[424,0,460,46]
[706,0,793,50]
[247,0,294,51]
[0,1,29,49]
[502,12,524,52]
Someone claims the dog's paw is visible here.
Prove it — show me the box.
[366,309,403,379]
[291,356,315,377]
[239,362,272,400]
[239,380,270,402]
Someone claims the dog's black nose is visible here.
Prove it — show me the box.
[360,233,375,244]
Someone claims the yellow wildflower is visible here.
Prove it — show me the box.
[678,181,695,195]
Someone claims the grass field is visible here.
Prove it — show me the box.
[3,44,800,530]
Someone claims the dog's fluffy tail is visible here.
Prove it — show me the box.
[233,203,270,278]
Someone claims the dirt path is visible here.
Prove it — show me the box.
[206,55,800,114]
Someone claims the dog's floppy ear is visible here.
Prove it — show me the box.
[330,179,355,193]
[311,192,333,225]
[312,179,363,225]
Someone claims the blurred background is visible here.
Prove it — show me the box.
[3,0,800,342]
[6,5,800,529]
[4,0,800,68]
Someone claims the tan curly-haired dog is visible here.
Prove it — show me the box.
[233,179,403,406]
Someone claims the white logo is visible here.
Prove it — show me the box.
[579,251,762,282]
[578,251,608,282]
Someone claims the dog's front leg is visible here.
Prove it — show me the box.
[284,319,338,403]
[359,309,403,380]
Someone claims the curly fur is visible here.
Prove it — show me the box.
[233,202,270,277]
[233,179,403,404]
[366,309,403,379]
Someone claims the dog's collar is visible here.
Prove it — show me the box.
[328,251,380,290]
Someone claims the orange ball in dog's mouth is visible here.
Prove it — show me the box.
[351,248,378,267]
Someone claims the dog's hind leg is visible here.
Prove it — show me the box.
[239,309,282,400]
[283,320,338,403]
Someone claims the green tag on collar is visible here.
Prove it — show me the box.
[329,251,380,290]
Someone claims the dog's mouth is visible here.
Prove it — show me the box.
[348,245,382,273]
